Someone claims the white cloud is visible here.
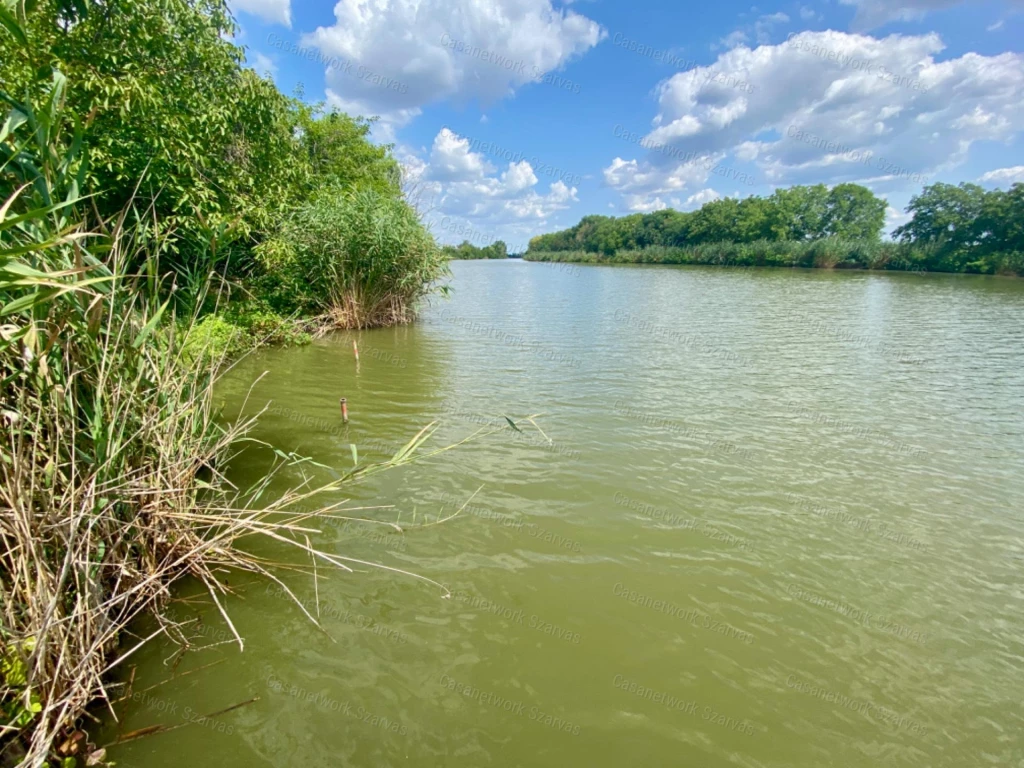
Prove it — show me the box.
[625,195,668,213]
[427,128,495,181]
[884,204,912,234]
[230,0,290,27]
[605,30,1024,211]
[755,12,790,44]
[404,128,580,247]
[716,30,750,50]
[718,11,791,50]
[978,166,1024,186]
[248,51,277,78]
[302,0,603,122]
[838,0,1024,31]
[684,188,722,208]
[987,20,1004,31]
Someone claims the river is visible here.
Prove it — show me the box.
[100,260,1024,767]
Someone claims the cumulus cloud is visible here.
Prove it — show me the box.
[978,166,1024,186]
[230,0,290,27]
[301,0,603,122]
[604,30,1024,211]
[404,128,579,248]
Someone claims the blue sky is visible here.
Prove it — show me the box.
[230,0,1024,249]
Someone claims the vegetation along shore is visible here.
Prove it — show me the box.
[0,1,478,764]
[523,183,1023,275]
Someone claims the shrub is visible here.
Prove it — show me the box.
[254,188,448,328]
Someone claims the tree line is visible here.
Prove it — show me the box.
[443,240,509,260]
[527,182,1023,275]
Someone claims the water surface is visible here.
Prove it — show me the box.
[102,261,1024,767]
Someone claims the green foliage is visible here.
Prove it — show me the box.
[295,105,401,197]
[894,182,1024,273]
[442,240,508,259]
[255,189,448,327]
[0,0,302,258]
[824,183,887,240]
[0,10,447,764]
[182,313,246,360]
[1,0,448,329]
[1,637,42,730]
[529,184,889,255]
[181,304,313,364]
[529,181,1021,276]
[524,240,949,273]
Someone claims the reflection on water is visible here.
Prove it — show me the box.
[100,261,1024,767]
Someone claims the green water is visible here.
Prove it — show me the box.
[101,261,1024,767]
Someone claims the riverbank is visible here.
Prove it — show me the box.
[525,183,1023,276]
[524,242,1023,276]
[0,4,449,765]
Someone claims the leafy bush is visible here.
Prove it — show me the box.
[254,188,448,327]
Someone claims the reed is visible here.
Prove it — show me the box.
[0,85,515,766]
[254,188,451,330]
[0,211,501,764]
[523,240,962,274]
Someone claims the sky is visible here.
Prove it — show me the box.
[229,0,1024,251]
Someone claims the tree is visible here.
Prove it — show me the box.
[894,183,987,248]
[767,185,829,240]
[688,198,742,243]
[297,108,401,197]
[823,183,886,240]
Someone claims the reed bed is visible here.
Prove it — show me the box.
[0,213,508,764]
[1,18,470,767]
[0,150,511,768]
[524,240,949,273]
[254,188,451,329]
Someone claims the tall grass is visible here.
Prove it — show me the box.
[0,70,516,766]
[522,239,1018,274]
[254,188,450,329]
[0,198,499,765]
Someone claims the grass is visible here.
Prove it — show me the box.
[253,188,451,329]
[0,88,525,765]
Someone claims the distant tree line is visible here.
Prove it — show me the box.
[443,240,509,259]
[526,182,1023,275]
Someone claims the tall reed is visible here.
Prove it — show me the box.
[254,188,450,329]
[0,71,507,767]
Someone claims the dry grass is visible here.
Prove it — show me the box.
[325,288,417,330]
[0,211,512,766]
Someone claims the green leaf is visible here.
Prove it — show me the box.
[132,298,171,348]
[0,2,29,48]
